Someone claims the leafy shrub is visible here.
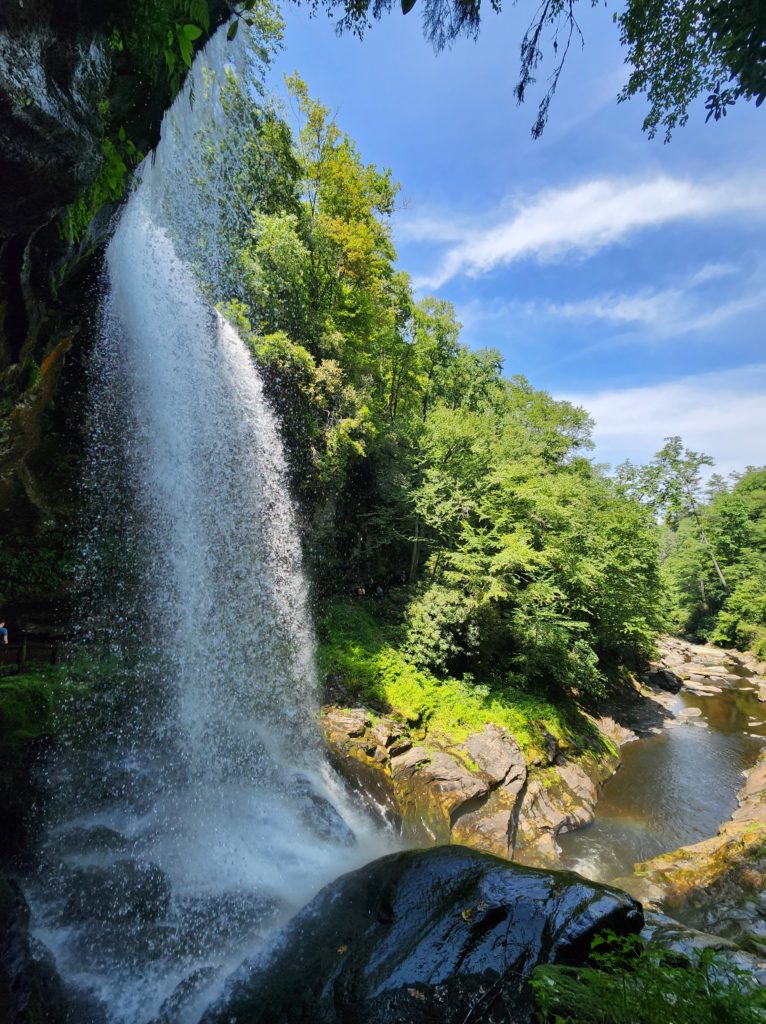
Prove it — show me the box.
[403,584,479,674]
[531,931,766,1024]
[318,600,610,756]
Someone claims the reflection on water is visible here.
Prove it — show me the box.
[558,666,766,883]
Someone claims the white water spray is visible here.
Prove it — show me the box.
[28,26,389,1024]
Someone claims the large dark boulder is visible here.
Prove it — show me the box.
[644,668,683,694]
[0,877,69,1023]
[202,845,643,1024]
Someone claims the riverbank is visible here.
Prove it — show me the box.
[319,599,642,863]
[622,745,766,954]
[556,636,766,959]
[321,626,766,933]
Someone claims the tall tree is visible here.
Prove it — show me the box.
[619,437,729,591]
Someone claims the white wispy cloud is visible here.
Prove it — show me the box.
[562,364,766,476]
[544,276,766,337]
[395,214,474,244]
[454,261,766,340]
[687,262,739,286]
[406,176,766,289]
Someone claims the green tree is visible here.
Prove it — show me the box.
[655,461,766,650]
[300,0,765,138]
[619,436,729,592]
[403,381,661,693]
[196,57,667,692]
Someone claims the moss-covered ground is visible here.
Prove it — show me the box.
[317,598,608,762]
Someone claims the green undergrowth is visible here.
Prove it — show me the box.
[0,666,70,754]
[0,665,75,859]
[317,600,608,760]
[531,931,766,1024]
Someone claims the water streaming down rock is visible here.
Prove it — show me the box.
[26,26,389,1024]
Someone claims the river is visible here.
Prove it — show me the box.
[558,658,766,883]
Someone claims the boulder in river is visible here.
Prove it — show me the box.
[59,859,171,925]
[643,667,683,693]
[201,846,643,1024]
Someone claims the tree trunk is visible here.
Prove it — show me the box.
[409,517,420,583]
[692,510,728,593]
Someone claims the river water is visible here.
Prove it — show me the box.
[558,663,766,884]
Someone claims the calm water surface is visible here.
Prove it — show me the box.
[558,667,766,883]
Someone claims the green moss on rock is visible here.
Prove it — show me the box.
[0,666,70,862]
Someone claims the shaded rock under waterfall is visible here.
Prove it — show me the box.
[201,845,643,1024]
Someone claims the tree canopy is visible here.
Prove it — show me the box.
[194,52,666,702]
[621,440,766,657]
[295,0,766,138]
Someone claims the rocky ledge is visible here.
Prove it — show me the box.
[649,636,766,701]
[322,707,633,865]
[0,877,69,1023]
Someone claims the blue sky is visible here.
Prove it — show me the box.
[269,4,766,475]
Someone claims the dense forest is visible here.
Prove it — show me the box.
[179,38,666,724]
[170,23,765,736]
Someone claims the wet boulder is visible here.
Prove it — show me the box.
[0,877,70,1023]
[290,775,357,847]
[201,845,643,1024]
[150,966,220,1024]
[644,667,683,693]
[61,859,170,924]
[44,824,130,858]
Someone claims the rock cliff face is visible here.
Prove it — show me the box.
[0,0,225,628]
[322,705,628,864]
[0,877,70,1023]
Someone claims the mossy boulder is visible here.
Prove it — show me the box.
[323,704,624,863]
[323,708,528,854]
[0,667,68,862]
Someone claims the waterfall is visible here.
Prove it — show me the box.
[26,26,389,1024]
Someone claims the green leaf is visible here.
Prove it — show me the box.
[181,23,203,41]
[401,0,417,13]
[227,19,239,41]
[176,25,194,67]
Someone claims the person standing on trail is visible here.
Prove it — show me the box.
[0,621,8,644]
